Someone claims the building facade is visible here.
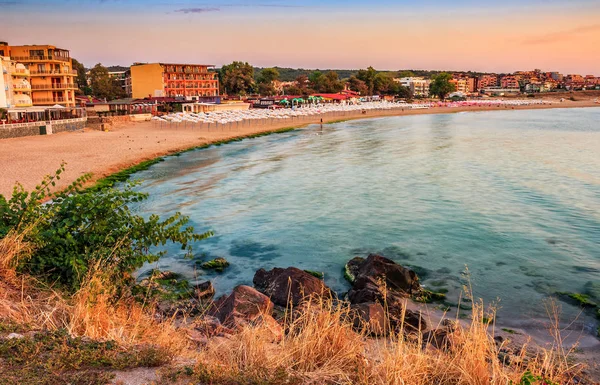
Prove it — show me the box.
[1,56,33,108]
[130,63,219,102]
[394,77,430,97]
[478,75,498,89]
[500,75,520,89]
[1,43,77,107]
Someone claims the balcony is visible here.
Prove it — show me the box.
[29,69,77,76]
[15,101,34,107]
[12,69,30,77]
[11,55,70,62]
[13,84,31,91]
[32,97,66,104]
[31,83,76,90]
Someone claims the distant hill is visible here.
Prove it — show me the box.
[106,65,129,72]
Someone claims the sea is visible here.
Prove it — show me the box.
[130,107,600,334]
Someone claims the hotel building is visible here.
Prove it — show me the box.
[0,42,77,107]
[500,75,520,89]
[130,63,219,102]
[394,77,430,97]
[1,56,33,109]
[478,75,498,89]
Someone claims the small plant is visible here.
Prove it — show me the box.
[304,270,324,279]
[413,288,446,303]
[556,292,598,308]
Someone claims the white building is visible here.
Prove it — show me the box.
[394,77,431,97]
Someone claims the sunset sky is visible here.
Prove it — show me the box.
[1,0,599,74]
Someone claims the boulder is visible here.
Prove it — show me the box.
[202,257,230,272]
[253,267,333,307]
[209,285,274,329]
[350,302,388,336]
[193,281,215,303]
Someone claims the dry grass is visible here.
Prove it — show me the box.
[0,230,187,356]
[189,298,584,385]
[0,231,589,385]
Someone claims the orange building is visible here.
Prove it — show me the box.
[478,75,498,89]
[1,42,77,107]
[130,63,219,102]
[500,75,520,89]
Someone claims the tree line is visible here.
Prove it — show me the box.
[71,58,457,101]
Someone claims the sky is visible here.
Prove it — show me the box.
[1,0,599,75]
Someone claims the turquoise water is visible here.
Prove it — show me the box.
[132,107,600,329]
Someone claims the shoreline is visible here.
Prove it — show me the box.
[0,101,598,196]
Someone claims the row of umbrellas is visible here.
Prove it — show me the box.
[150,99,554,128]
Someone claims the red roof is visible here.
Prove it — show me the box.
[313,93,351,100]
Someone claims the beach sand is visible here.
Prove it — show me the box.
[0,100,598,197]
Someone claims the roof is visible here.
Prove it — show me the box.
[131,62,215,68]
[312,93,351,100]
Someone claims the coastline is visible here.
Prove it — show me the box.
[0,101,598,196]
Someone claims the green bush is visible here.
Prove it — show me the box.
[0,164,212,291]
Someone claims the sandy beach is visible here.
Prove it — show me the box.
[0,100,598,197]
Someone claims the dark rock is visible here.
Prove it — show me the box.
[253,267,333,307]
[346,254,420,308]
[396,309,428,333]
[209,285,274,329]
[422,327,452,350]
[194,281,215,302]
[350,302,388,336]
[344,257,365,284]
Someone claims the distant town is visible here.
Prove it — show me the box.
[1,40,599,133]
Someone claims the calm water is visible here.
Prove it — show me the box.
[132,107,600,329]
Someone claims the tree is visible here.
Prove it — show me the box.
[257,68,280,96]
[356,66,378,95]
[429,73,456,100]
[308,71,324,92]
[219,61,255,96]
[258,67,280,84]
[89,63,126,101]
[346,76,368,95]
[71,58,91,96]
[397,70,415,78]
[321,71,344,93]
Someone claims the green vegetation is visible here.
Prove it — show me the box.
[343,263,356,284]
[0,327,169,385]
[87,157,165,192]
[88,63,127,101]
[557,292,598,308]
[429,72,457,100]
[0,164,211,291]
[502,328,521,335]
[413,289,447,303]
[510,371,559,385]
[219,61,256,96]
[202,257,230,272]
[304,270,324,279]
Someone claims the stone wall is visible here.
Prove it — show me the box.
[0,118,87,139]
[0,124,41,139]
[51,120,86,134]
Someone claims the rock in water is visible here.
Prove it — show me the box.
[253,267,333,307]
[209,285,274,329]
[347,254,420,306]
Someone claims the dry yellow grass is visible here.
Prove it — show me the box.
[0,230,589,385]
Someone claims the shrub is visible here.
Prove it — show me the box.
[0,164,212,291]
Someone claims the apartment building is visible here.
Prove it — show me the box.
[1,43,77,107]
[130,63,219,102]
[500,75,520,89]
[1,56,33,109]
[478,75,498,89]
[450,78,469,94]
[394,77,430,97]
